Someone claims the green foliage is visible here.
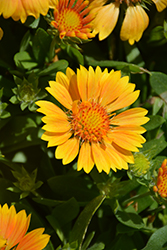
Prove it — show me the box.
[0,5,167,250]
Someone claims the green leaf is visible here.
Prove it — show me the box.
[47,175,98,202]
[37,60,68,76]
[48,197,79,227]
[33,197,64,207]
[87,243,105,250]
[143,115,165,130]
[32,28,52,64]
[66,45,84,65]
[152,97,164,115]
[150,72,167,104]
[70,195,106,250]
[56,242,78,250]
[81,232,95,250]
[14,51,38,70]
[141,225,167,250]
[148,26,166,46]
[20,30,32,52]
[140,137,167,159]
[110,202,145,230]
[85,56,151,74]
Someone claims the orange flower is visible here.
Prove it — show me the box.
[0,0,57,23]
[0,203,50,250]
[50,0,95,39]
[36,66,149,174]
[91,0,166,45]
[153,159,167,198]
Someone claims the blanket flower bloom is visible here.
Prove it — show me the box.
[0,203,50,250]
[36,66,149,174]
[0,0,57,23]
[90,0,167,45]
[153,159,167,198]
[50,0,95,39]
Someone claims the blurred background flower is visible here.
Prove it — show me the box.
[90,0,167,44]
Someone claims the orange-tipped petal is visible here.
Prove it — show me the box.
[16,228,50,250]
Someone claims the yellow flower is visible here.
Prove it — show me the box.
[152,0,167,12]
[0,0,57,23]
[36,66,149,174]
[50,0,95,39]
[91,0,166,45]
[153,159,167,198]
[0,203,50,250]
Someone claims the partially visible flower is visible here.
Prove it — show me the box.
[0,0,57,23]
[152,0,167,12]
[153,159,167,198]
[0,27,3,40]
[130,152,150,177]
[10,167,43,199]
[36,66,149,174]
[50,0,95,40]
[91,0,166,45]
[0,203,50,250]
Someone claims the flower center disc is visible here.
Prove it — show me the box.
[158,173,167,196]
[58,9,82,32]
[71,101,110,143]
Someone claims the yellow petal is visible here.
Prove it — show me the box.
[92,143,111,174]
[105,143,129,171]
[47,81,72,110]
[111,131,146,152]
[107,84,139,112]
[66,67,76,80]
[120,4,149,45]
[77,66,88,101]
[87,66,100,101]
[69,74,81,101]
[42,116,71,133]
[11,0,27,23]
[77,142,94,173]
[16,228,50,250]
[56,137,79,164]
[112,125,146,134]
[0,28,3,40]
[0,0,17,18]
[152,0,167,12]
[93,2,120,41]
[56,71,70,90]
[42,131,72,147]
[112,142,134,164]
[49,0,58,8]
[7,209,31,248]
[99,73,129,106]
[22,0,49,18]
[36,100,67,118]
[111,108,149,126]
